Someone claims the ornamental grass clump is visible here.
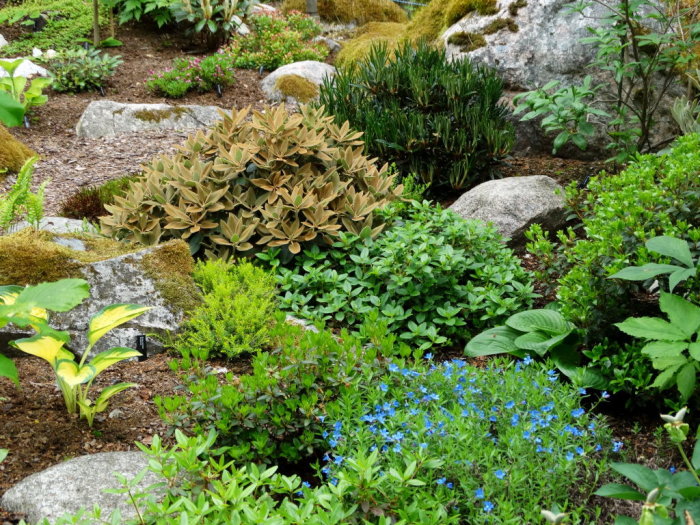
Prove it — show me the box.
[319,41,514,193]
[101,104,401,259]
[321,356,616,523]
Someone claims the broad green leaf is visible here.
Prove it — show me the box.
[651,363,683,389]
[652,354,689,371]
[610,463,660,492]
[0,58,23,76]
[676,362,696,401]
[0,353,19,386]
[0,91,24,127]
[92,382,137,413]
[505,309,574,335]
[613,517,639,525]
[54,360,96,387]
[670,267,697,292]
[647,236,694,268]
[594,483,646,500]
[689,342,700,362]
[88,348,141,375]
[88,304,151,347]
[0,449,7,462]
[572,367,609,390]
[514,331,570,355]
[464,326,519,357]
[692,427,700,470]
[615,317,688,341]
[609,263,679,281]
[12,335,66,366]
[641,341,688,359]
[15,279,90,312]
[659,292,700,337]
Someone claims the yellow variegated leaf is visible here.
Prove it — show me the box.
[88,348,141,375]
[55,360,96,387]
[92,382,137,413]
[88,304,151,347]
[12,335,66,366]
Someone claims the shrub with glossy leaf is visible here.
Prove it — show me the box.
[319,41,514,193]
[174,259,277,359]
[100,104,401,259]
[45,48,122,93]
[273,201,536,351]
[157,320,386,464]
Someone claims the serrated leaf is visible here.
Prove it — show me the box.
[659,292,700,337]
[615,317,687,341]
[641,341,688,359]
[676,362,696,401]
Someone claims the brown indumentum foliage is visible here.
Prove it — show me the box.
[100,105,402,259]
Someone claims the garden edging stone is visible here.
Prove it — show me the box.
[0,452,162,524]
[261,61,336,103]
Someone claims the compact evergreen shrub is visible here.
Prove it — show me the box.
[100,105,401,259]
[526,133,700,396]
[60,176,136,222]
[46,48,123,93]
[273,201,535,351]
[174,259,277,359]
[319,41,514,193]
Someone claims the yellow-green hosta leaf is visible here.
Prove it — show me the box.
[92,382,137,413]
[11,335,66,366]
[88,304,151,347]
[88,348,141,375]
[55,360,96,387]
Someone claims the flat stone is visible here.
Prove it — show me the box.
[76,100,225,139]
[0,452,162,524]
[261,61,336,103]
[52,236,86,251]
[0,58,48,78]
[449,175,567,245]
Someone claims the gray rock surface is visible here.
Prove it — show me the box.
[0,240,193,358]
[8,217,98,235]
[76,100,224,139]
[313,36,341,53]
[0,34,7,49]
[261,61,336,103]
[0,452,162,524]
[0,58,48,78]
[443,0,681,157]
[449,175,566,244]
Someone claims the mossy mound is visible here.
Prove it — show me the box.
[0,229,137,286]
[141,240,201,316]
[275,74,320,102]
[0,126,36,175]
[282,0,407,25]
[336,22,408,67]
[406,0,497,43]
[447,31,487,52]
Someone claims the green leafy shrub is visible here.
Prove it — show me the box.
[157,320,386,464]
[60,176,136,222]
[103,0,175,27]
[146,53,236,98]
[0,0,107,55]
[174,259,277,359]
[321,356,614,523]
[319,41,514,193]
[223,12,328,70]
[43,48,122,93]
[525,133,700,398]
[272,201,535,351]
[0,157,46,231]
[0,59,51,121]
[171,0,252,49]
[100,104,401,259]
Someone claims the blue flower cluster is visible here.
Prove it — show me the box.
[320,357,618,521]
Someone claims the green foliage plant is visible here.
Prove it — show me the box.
[157,319,386,464]
[44,47,122,93]
[595,408,700,524]
[671,95,700,136]
[174,259,277,359]
[272,201,535,352]
[223,12,328,70]
[615,292,700,403]
[0,157,47,231]
[100,104,402,259]
[170,0,252,48]
[321,356,614,523]
[515,0,700,162]
[0,92,24,128]
[146,53,236,98]
[103,0,175,27]
[60,175,137,222]
[319,41,514,193]
[0,59,51,122]
[0,0,108,55]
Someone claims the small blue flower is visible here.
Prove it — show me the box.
[302,481,311,488]
[505,401,515,409]
[578,388,587,395]
[483,501,495,513]
[436,477,446,485]
[571,408,585,418]
[522,355,533,365]
[565,451,574,461]
[475,487,485,499]
[494,469,506,480]
[379,383,388,392]
[669,466,677,473]
[446,482,454,489]
[333,455,344,465]
[612,441,624,452]
[576,446,584,455]
[424,352,433,360]
[602,391,610,399]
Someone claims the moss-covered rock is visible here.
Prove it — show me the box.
[407,0,498,43]
[274,74,320,102]
[447,31,487,52]
[0,126,36,175]
[282,0,407,25]
[336,22,408,67]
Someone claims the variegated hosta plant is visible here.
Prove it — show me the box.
[100,104,402,259]
[0,283,149,427]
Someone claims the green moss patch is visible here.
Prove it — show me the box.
[336,22,408,67]
[282,0,407,25]
[275,74,320,102]
[483,17,519,34]
[140,240,201,316]
[132,107,190,123]
[407,0,498,44]
[508,0,527,16]
[447,31,487,51]
[0,126,36,175]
